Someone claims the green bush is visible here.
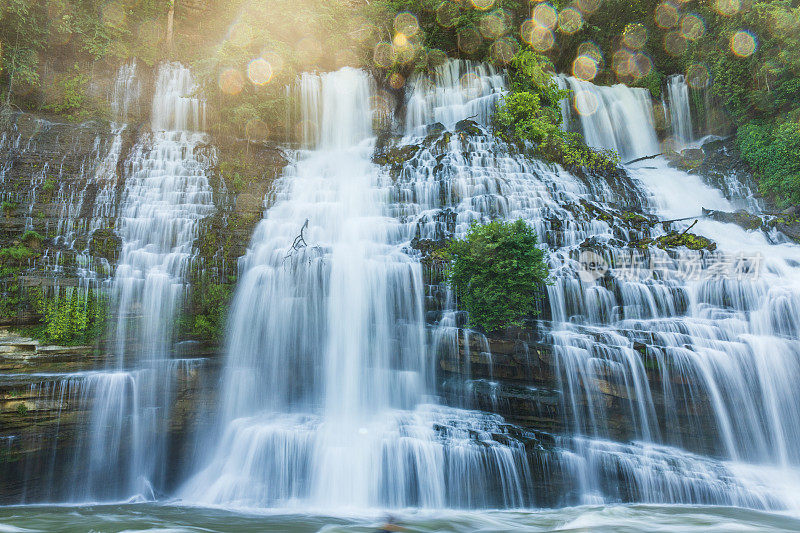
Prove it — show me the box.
[737,121,800,208]
[495,51,619,171]
[1,201,18,215]
[20,230,44,249]
[43,65,93,119]
[178,280,233,343]
[34,287,108,345]
[447,219,549,333]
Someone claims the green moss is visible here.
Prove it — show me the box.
[655,231,717,251]
[374,143,421,167]
[89,228,121,262]
[178,277,233,344]
[621,211,651,228]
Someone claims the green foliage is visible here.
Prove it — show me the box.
[16,403,28,416]
[367,0,530,69]
[737,121,800,207]
[20,230,44,249]
[219,161,256,194]
[495,51,619,171]
[0,0,48,95]
[632,69,665,99]
[179,279,233,343]
[1,0,172,109]
[33,287,108,345]
[43,65,89,117]
[0,238,41,319]
[1,201,18,215]
[0,244,38,276]
[447,219,549,333]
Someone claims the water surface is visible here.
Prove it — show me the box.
[1,504,799,532]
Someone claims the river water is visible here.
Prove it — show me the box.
[1,504,800,532]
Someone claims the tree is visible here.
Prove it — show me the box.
[447,219,549,333]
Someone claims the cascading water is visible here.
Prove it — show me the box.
[72,62,214,500]
[4,63,215,502]
[405,61,504,135]
[6,56,800,522]
[556,75,660,161]
[419,62,800,508]
[182,68,531,509]
[112,63,211,360]
[664,74,694,149]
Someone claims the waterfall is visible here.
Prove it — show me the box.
[405,60,504,135]
[181,68,531,509]
[67,62,214,500]
[665,74,694,149]
[556,75,660,161]
[397,61,800,509]
[112,63,212,360]
[7,59,800,512]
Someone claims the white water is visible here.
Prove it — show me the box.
[406,62,800,509]
[665,75,694,149]
[182,68,530,509]
[405,60,504,135]
[556,75,659,161]
[6,60,800,515]
[70,63,213,500]
[179,62,800,511]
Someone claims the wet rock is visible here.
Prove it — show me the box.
[455,119,483,136]
[655,231,717,251]
[702,208,762,231]
[763,212,800,243]
[694,137,763,207]
[426,122,446,135]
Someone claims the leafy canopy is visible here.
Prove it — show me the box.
[448,219,549,333]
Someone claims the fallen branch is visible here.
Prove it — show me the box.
[651,214,705,226]
[679,219,698,236]
[283,219,324,267]
[624,153,662,165]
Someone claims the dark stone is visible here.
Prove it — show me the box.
[455,119,483,136]
[702,208,762,231]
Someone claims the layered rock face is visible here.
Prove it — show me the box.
[0,99,286,502]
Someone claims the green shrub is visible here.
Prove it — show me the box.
[178,280,233,343]
[34,287,108,345]
[447,219,549,333]
[495,51,619,171]
[20,230,44,249]
[1,201,18,215]
[0,244,38,276]
[43,65,89,116]
[737,120,800,207]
